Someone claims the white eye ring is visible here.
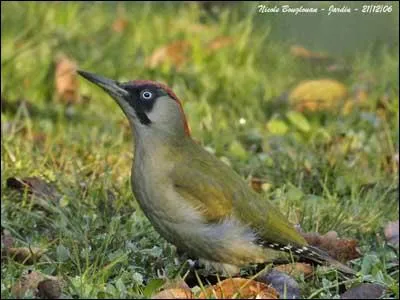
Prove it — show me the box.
[141,90,153,100]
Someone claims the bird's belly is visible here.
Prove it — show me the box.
[132,175,271,267]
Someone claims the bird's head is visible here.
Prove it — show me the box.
[78,70,190,137]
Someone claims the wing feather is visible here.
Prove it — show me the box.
[169,138,307,246]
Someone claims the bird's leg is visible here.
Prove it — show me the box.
[186,259,202,270]
[175,249,202,272]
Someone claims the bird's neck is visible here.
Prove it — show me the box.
[132,124,187,164]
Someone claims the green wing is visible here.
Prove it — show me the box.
[169,138,307,247]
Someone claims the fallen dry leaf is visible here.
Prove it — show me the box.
[198,278,278,299]
[152,288,193,299]
[6,247,46,265]
[6,177,61,206]
[207,36,234,52]
[257,270,300,299]
[384,220,399,247]
[28,132,47,145]
[112,17,129,33]
[150,276,191,299]
[250,177,270,193]
[37,279,62,299]
[290,46,350,75]
[12,271,46,298]
[340,283,385,299]
[290,45,331,62]
[55,54,79,105]
[300,230,361,263]
[273,263,313,277]
[11,271,62,299]
[146,41,191,70]
[289,79,348,112]
[161,277,191,292]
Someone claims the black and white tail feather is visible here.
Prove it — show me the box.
[260,241,355,275]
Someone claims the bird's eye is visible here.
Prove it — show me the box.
[141,90,153,100]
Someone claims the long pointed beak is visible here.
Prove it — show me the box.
[77,70,128,98]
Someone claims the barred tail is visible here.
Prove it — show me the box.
[300,245,355,275]
[262,242,355,275]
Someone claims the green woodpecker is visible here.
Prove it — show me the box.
[78,70,355,275]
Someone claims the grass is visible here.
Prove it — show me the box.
[1,2,399,299]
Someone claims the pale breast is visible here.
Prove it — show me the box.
[132,151,203,224]
[130,136,270,268]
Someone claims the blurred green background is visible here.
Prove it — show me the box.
[1,1,399,299]
[258,1,399,55]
